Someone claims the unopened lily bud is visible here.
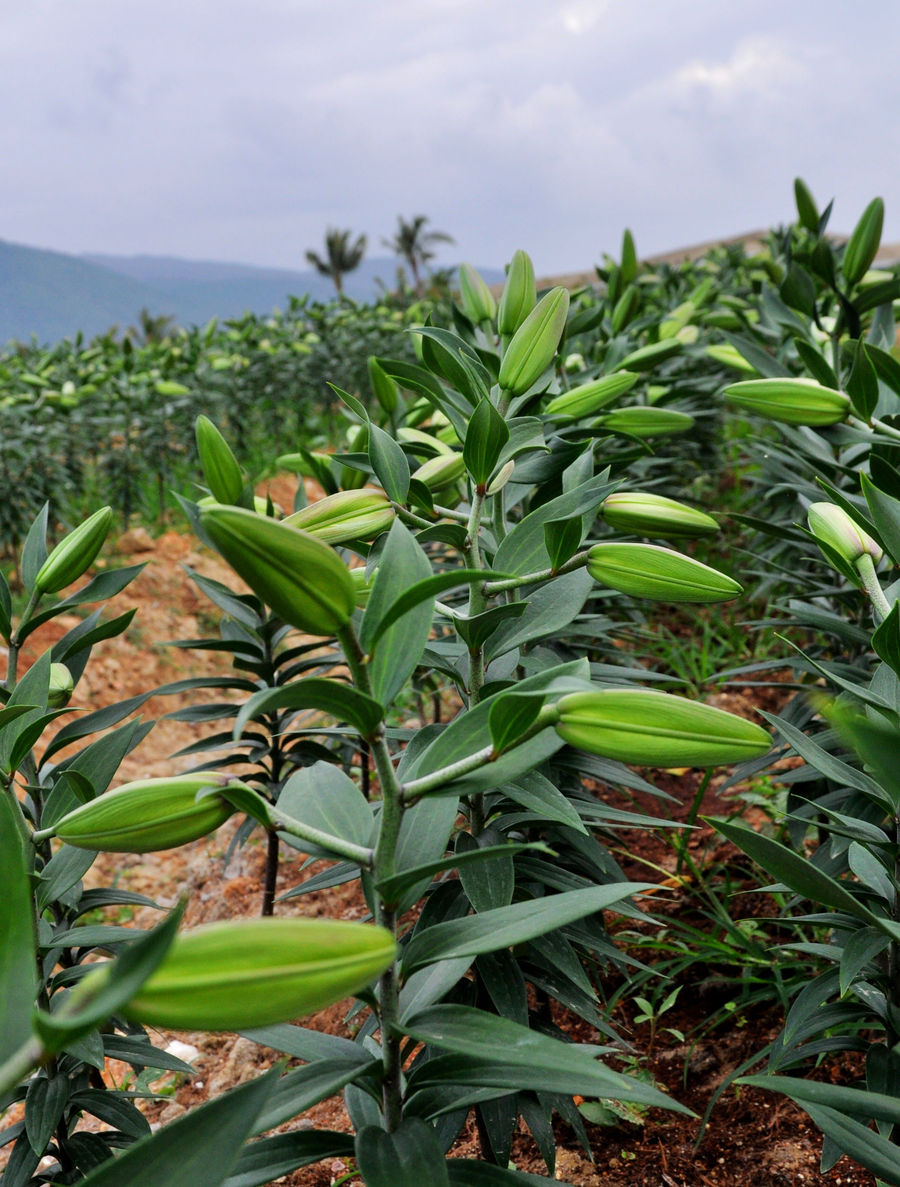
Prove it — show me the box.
[200,505,355,635]
[97,918,396,1030]
[588,543,740,603]
[285,490,395,545]
[842,197,884,286]
[544,372,639,419]
[350,567,377,607]
[397,427,453,455]
[498,287,570,396]
[47,774,244,852]
[413,453,466,493]
[47,663,74,709]
[600,492,719,538]
[722,378,850,426]
[34,507,113,595]
[555,689,771,768]
[486,459,515,495]
[368,358,399,415]
[195,416,244,504]
[807,502,883,567]
[497,250,537,336]
[597,406,694,438]
[458,263,497,325]
[612,340,681,373]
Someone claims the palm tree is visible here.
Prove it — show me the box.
[383,215,454,297]
[305,227,367,297]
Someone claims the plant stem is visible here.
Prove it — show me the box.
[482,550,592,596]
[855,553,892,622]
[0,1036,44,1100]
[5,589,40,689]
[336,621,405,1131]
[269,807,374,868]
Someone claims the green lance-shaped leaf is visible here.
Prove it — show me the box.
[458,263,497,325]
[40,774,246,852]
[807,502,883,570]
[846,340,879,421]
[862,472,900,566]
[284,489,395,545]
[368,356,399,415]
[356,1119,450,1187]
[114,917,395,1030]
[33,506,113,595]
[464,398,510,485]
[195,415,244,504]
[498,286,570,396]
[842,196,885,285]
[794,177,820,233]
[75,1067,280,1187]
[823,698,900,816]
[587,542,741,604]
[497,249,536,336]
[600,491,719,538]
[200,505,355,636]
[0,794,37,1065]
[543,371,639,419]
[722,377,850,425]
[596,406,693,438]
[554,688,771,768]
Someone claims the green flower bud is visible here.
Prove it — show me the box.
[397,427,453,456]
[458,263,497,325]
[34,507,113,595]
[555,689,771,768]
[200,505,355,635]
[102,918,396,1031]
[597,406,694,438]
[723,377,850,426]
[47,663,74,709]
[350,566,377,607]
[195,416,244,504]
[600,492,719,538]
[497,250,537,336]
[284,490,395,545]
[544,372,640,419]
[587,543,741,603]
[498,287,570,396]
[49,774,243,852]
[794,177,820,233]
[412,453,466,493]
[843,197,884,286]
[807,502,883,567]
[612,340,681,373]
[368,357,399,415]
[705,344,757,375]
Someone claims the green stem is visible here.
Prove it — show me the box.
[5,589,41,689]
[336,622,404,1131]
[483,550,592,596]
[0,1036,45,1100]
[269,808,374,868]
[855,553,892,622]
[848,414,900,442]
[675,768,714,879]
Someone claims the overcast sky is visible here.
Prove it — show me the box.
[2,1,898,276]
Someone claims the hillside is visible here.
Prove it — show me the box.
[0,240,502,345]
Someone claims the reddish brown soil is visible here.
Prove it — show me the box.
[3,488,876,1185]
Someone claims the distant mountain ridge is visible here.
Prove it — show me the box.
[0,239,502,345]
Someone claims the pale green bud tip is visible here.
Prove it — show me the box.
[47,663,74,709]
[723,378,850,426]
[600,491,719,538]
[587,543,741,604]
[200,505,355,636]
[120,918,397,1030]
[544,372,640,419]
[412,452,466,492]
[34,506,113,595]
[497,250,537,336]
[555,689,771,768]
[498,286,570,396]
[195,416,244,504]
[50,774,245,852]
[284,490,395,545]
[807,502,883,566]
[458,263,497,324]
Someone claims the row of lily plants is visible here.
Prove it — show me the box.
[4,179,900,1182]
[0,246,781,1186]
